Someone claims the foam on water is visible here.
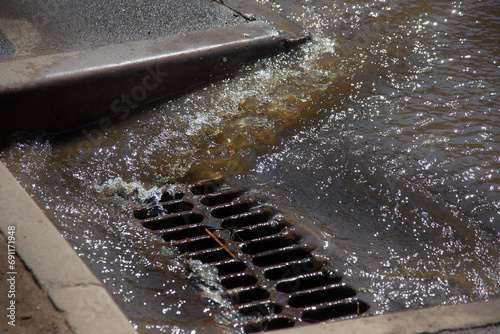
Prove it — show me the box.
[93,177,167,202]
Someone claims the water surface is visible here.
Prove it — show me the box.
[1,0,499,332]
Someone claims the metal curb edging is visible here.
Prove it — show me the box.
[0,161,138,334]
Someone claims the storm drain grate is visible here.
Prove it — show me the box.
[133,179,369,332]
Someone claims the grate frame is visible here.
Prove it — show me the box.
[132,178,372,332]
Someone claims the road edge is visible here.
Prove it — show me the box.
[0,161,138,334]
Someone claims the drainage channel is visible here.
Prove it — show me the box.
[132,179,370,332]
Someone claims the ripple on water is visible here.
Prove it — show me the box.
[1,0,499,332]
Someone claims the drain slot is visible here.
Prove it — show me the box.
[233,287,269,304]
[276,272,341,293]
[239,303,282,316]
[252,247,310,267]
[233,223,287,241]
[134,207,164,219]
[191,180,222,195]
[263,258,322,280]
[221,273,258,289]
[241,235,299,255]
[222,210,271,229]
[162,200,193,213]
[288,284,356,308]
[301,300,369,323]
[214,259,247,276]
[132,179,371,332]
[176,236,222,253]
[188,248,233,263]
[162,225,206,242]
[201,189,245,206]
[142,213,203,230]
[211,201,254,218]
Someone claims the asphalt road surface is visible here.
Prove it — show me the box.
[0,0,245,57]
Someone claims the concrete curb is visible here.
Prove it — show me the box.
[0,0,309,140]
[0,20,286,138]
[0,161,138,334]
[221,0,308,48]
[273,299,500,334]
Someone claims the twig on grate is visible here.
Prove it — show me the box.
[205,228,237,259]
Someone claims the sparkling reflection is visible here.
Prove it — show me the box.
[1,0,499,332]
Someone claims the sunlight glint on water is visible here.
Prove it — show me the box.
[1,0,499,332]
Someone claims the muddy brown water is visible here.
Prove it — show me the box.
[1,0,499,333]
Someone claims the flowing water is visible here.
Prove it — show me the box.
[1,0,499,332]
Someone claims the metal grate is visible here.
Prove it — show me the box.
[133,179,370,332]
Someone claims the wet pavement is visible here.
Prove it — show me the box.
[1,0,499,333]
[0,0,244,60]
